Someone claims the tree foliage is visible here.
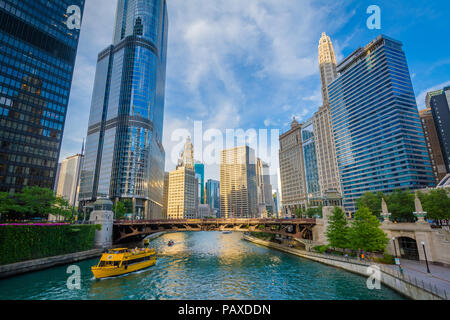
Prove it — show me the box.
[113,201,126,219]
[386,189,415,221]
[347,207,388,253]
[418,189,450,220]
[0,187,75,221]
[356,192,383,217]
[326,207,349,249]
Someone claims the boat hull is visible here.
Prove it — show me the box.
[91,257,156,279]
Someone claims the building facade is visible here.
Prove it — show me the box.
[167,166,196,219]
[206,179,220,218]
[79,0,168,219]
[328,35,435,211]
[256,158,275,217]
[314,32,341,197]
[0,0,85,192]
[419,108,448,183]
[56,154,83,206]
[318,32,338,106]
[220,146,258,218]
[194,162,205,204]
[427,87,450,174]
[279,118,308,216]
[162,171,169,219]
[302,118,322,207]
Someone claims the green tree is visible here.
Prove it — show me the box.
[386,189,415,221]
[294,207,305,218]
[418,190,450,220]
[123,199,133,213]
[326,207,349,249]
[0,192,15,221]
[348,207,388,253]
[356,192,383,217]
[113,201,127,219]
[14,187,56,219]
[50,197,74,221]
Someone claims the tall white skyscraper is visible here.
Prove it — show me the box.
[56,154,83,207]
[314,32,341,196]
[318,32,338,105]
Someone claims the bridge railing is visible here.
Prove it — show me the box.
[114,218,316,224]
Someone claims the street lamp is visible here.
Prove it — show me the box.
[421,241,431,274]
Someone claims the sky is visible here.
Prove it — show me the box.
[60,0,450,188]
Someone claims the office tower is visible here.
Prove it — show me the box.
[314,32,341,196]
[318,32,338,105]
[180,136,194,169]
[197,204,212,219]
[194,162,205,204]
[79,0,168,219]
[313,106,341,195]
[301,118,322,207]
[220,146,258,218]
[54,164,61,193]
[419,108,447,182]
[206,179,220,218]
[427,87,450,174]
[328,35,435,211]
[279,118,308,216]
[256,158,275,217]
[162,172,169,219]
[56,154,83,206]
[0,0,85,193]
[167,166,197,219]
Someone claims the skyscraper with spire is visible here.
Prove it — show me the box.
[318,32,338,105]
[79,0,168,219]
[313,33,341,196]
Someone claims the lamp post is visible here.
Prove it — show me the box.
[421,241,431,274]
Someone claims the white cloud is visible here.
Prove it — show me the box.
[60,0,356,182]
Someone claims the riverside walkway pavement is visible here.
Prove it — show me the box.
[386,259,450,298]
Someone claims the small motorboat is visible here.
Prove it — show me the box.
[168,240,174,247]
[222,231,232,235]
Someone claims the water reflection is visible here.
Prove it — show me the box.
[0,232,404,300]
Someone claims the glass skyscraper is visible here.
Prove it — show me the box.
[427,87,450,174]
[301,119,321,207]
[0,0,85,192]
[194,162,205,204]
[206,179,220,218]
[79,0,168,219]
[328,35,435,211]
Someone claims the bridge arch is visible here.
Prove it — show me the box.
[113,219,316,244]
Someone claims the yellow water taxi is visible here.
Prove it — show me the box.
[91,247,156,279]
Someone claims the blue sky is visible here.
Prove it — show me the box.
[60,0,450,185]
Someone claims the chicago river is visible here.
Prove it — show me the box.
[0,232,403,300]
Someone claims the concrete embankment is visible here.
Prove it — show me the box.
[0,249,103,279]
[243,234,446,300]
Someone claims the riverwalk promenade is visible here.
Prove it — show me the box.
[243,234,449,300]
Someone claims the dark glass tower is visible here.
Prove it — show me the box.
[79,0,168,219]
[0,0,85,193]
[427,87,450,174]
[328,35,435,211]
[194,162,205,204]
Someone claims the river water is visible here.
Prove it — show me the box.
[0,232,404,300]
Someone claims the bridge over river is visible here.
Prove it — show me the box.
[113,218,316,244]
